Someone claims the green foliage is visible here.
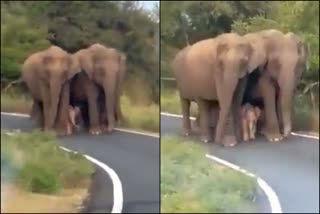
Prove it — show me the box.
[1,7,50,82]
[161,136,257,213]
[1,130,95,194]
[1,1,159,103]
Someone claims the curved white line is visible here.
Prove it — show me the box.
[160,112,319,139]
[0,112,159,138]
[2,122,123,213]
[115,128,159,138]
[206,154,282,213]
[160,112,283,213]
[56,146,123,213]
[291,132,319,140]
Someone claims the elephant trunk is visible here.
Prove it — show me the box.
[278,68,296,137]
[48,79,62,129]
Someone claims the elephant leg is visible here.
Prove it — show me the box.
[276,91,284,134]
[104,77,116,133]
[39,83,51,131]
[197,99,210,143]
[180,97,191,136]
[191,112,200,135]
[214,75,247,147]
[242,119,249,142]
[55,81,74,136]
[87,83,101,135]
[260,77,282,142]
[98,93,108,133]
[115,77,124,123]
[31,100,43,128]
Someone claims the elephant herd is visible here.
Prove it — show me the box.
[172,29,308,147]
[21,43,126,136]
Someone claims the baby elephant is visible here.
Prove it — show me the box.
[66,105,83,135]
[240,103,262,142]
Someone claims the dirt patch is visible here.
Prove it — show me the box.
[1,179,91,213]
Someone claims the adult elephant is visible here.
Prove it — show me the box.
[71,43,126,134]
[172,33,253,146]
[243,29,308,141]
[21,46,81,135]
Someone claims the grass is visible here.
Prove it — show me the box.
[120,94,159,133]
[1,90,32,114]
[161,88,198,117]
[161,88,319,134]
[1,89,159,134]
[1,130,95,194]
[161,136,258,213]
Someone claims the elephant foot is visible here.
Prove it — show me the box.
[262,130,283,142]
[182,126,191,136]
[243,134,249,142]
[89,127,102,135]
[283,126,291,138]
[222,135,237,147]
[100,124,109,133]
[106,124,114,134]
[56,129,71,137]
[182,127,191,136]
[200,135,211,143]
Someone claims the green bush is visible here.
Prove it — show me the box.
[161,136,257,213]
[1,130,95,194]
[18,162,62,194]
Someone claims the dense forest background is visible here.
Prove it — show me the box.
[161,1,319,132]
[1,1,159,104]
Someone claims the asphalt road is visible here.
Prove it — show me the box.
[161,114,319,213]
[1,114,160,213]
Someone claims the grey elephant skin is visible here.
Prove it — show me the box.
[21,46,81,136]
[71,43,126,135]
[243,29,308,142]
[172,33,254,146]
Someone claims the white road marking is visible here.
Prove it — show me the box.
[1,112,30,118]
[0,112,159,138]
[115,128,159,138]
[291,132,319,140]
[161,112,283,213]
[206,154,282,213]
[60,147,123,213]
[160,112,319,139]
[2,129,123,213]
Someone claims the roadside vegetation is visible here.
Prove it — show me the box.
[1,88,159,133]
[161,136,258,213]
[1,130,95,212]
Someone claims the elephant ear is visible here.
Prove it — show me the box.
[41,53,54,79]
[67,55,81,80]
[79,49,94,80]
[216,43,228,70]
[247,41,266,73]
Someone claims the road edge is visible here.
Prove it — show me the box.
[161,112,283,213]
[160,112,319,140]
[1,116,123,214]
[0,112,159,138]
[206,154,282,213]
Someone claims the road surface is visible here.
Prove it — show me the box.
[1,113,160,213]
[161,113,319,213]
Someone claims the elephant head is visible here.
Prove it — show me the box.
[215,34,253,81]
[243,33,268,73]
